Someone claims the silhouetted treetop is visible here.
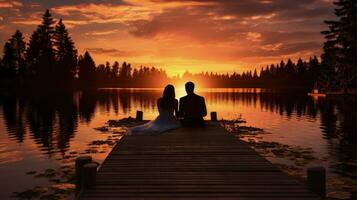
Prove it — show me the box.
[321,0,357,91]
[26,9,56,79]
[78,51,96,87]
[54,19,78,80]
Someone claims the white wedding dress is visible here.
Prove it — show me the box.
[128,99,180,135]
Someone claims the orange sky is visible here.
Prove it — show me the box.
[0,0,334,76]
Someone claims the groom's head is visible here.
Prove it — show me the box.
[185,82,195,95]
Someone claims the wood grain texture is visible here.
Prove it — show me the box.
[78,122,320,200]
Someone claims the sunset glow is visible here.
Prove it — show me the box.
[1,0,357,198]
[0,0,334,76]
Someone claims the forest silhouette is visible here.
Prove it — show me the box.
[0,2,356,90]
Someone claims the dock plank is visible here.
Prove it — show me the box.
[78,122,320,200]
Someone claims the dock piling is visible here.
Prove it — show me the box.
[210,112,217,121]
[307,166,326,197]
[82,162,98,189]
[136,110,143,121]
[75,156,92,189]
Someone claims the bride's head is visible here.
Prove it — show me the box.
[162,84,175,109]
[163,84,175,99]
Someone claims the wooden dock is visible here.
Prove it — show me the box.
[78,122,320,200]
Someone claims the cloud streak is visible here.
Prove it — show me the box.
[0,0,22,8]
[86,47,137,57]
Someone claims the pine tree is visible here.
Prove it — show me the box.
[26,9,56,79]
[296,58,306,86]
[278,60,285,78]
[119,62,132,82]
[296,58,305,75]
[2,42,16,76]
[1,31,26,77]
[285,59,295,75]
[253,69,258,79]
[132,68,138,83]
[26,31,40,77]
[54,19,78,80]
[78,51,96,86]
[9,30,26,77]
[105,61,111,78]
[321,0,357,91]
[112,61,119,78]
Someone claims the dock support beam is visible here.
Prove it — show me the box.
[75,156,92,189]
[82,163,98,189]
[307,166,326,198]
[76,156,98,190]
[211,112,217,121]
[136,111,143,121]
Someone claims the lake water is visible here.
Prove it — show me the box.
[0,88,356,199]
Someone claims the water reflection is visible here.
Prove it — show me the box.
[0,88,356,158]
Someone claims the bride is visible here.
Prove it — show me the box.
[128,84,180,135]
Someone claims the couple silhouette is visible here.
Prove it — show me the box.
[128,82,207,135]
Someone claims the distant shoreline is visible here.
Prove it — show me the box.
[2,79,357,96]
[0,78,311,90]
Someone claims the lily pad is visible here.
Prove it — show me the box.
[221,120,265,136]
[51,183,75,193]
[12,186,48,199]
[35,169,57,178]
[89,140,114,146]
[107,117,148,127]
[94,126,109,132]
[25,171,37,175]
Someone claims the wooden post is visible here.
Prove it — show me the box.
[307,166,326,197]
[75,156,92,189]
[211,112,217,121]
[136,110,143,121]
[82,162,98,189]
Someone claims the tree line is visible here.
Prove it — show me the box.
[76,55,322,88]
[174,57,320,88]
[1,2,356,90]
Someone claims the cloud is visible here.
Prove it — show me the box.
[0,0,22,8]
[246,32,262,42]
[50,0,212,28]
[239,41,321,58]
[12,19,41,25]
[86,47,135,57]
[249,13,276,20]
[260,43,283,51]
[127,0,331,43]
[85,29,120,36]
[128,7,244,44]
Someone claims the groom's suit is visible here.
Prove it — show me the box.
[179,93,207,127]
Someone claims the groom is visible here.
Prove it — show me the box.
[178,82,207,127]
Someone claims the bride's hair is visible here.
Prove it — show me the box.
[162,84,175,109]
